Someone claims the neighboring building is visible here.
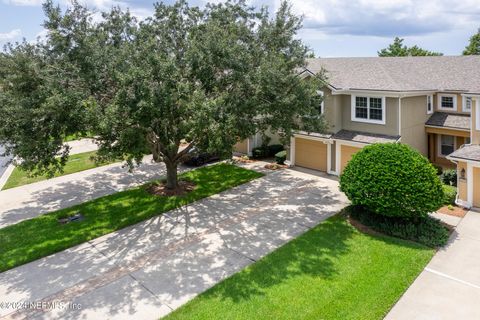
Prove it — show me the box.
[285,56,480,209]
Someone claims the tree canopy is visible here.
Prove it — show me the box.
[378,37,442,57]
[0,0,326,190]
[463,28,480,55]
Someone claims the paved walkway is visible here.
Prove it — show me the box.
[0,155,185,228]
[386,210,480,320]
[0,166,347,320]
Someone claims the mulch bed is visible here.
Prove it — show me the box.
[233,156,257,163]
[437,205,468,218]
[264,163,288,170]
[146,180,196,196]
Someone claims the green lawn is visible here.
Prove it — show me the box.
[165,215,434,320]
[2,151,116,190]
[0,163,263,272]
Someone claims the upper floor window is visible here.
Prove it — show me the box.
[438,94,457,111]
[318,90,324,114]
[463,96,472,112]
[351,95,386,124]
[427,95,433,114]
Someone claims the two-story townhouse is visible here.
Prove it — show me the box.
[284,56,480,208]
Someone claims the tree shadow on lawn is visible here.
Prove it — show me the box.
[199,214,431,304]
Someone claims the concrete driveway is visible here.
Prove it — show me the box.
[386,210,480,320]
[0,166,347,320]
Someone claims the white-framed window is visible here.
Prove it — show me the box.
[463,96,472,112]
[438,94,457,111]
[427,95,433,114]
[317,90,324,114]
[351,95,386,124]
[438,135,456,157]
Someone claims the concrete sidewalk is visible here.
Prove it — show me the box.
[0,155,182,228]
[0,167,347,320]
[386,210,480,320]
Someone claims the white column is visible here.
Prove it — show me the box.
[467,162,473,207]
[287,136,296,167]
[335,142,341,176]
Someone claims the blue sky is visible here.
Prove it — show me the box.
[1,0,479,57]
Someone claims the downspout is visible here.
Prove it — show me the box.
[398,96,402,140]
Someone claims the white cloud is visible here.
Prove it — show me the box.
[280,0,480,38]
[3,0,42,5]
[0,29,21,40]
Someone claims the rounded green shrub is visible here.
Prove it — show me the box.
[340,143,444,218]
[275,150,287,164]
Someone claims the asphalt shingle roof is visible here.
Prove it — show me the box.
[332,129,400,144]
[306,56,480,94]
[449,145,480,162]
[425,112,471,130]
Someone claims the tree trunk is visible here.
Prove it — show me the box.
[165,160,179,190]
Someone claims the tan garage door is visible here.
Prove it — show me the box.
[234,139,248,154]
[295,137,327,171]
[340,145,363,173]
[474,167,480,208]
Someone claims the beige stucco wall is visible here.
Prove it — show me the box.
[322,88,343,133]
[339,95,399,136]
[401,96,430,156]
[472,99,480,145]
[457,161,468,203]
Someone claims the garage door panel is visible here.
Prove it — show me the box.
[234,139,248,154]
[340,145,362,173]
[295,138,327,171]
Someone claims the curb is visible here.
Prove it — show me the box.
[0,164,15,190]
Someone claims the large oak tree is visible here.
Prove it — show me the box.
[0,0,326,190]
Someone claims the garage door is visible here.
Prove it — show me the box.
[340,145,363,173]
[234,139,248,154]
[474,167,480,208]
[295,137,327,171]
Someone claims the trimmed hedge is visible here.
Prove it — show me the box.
[275,150,286,164]
[340,143,444,219]
[347,205,450,247]
[442,184,457,205]
[252,144,284,159]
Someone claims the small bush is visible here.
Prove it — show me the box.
[347,206,450,247]
[340,143,444,219]
[433,164,443,176]
[268,144,284,156]
[252,146,269,159]
[442,184,457,205]
[440,169,457,186]
[275,150,287,164]
[252,144,284,159]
